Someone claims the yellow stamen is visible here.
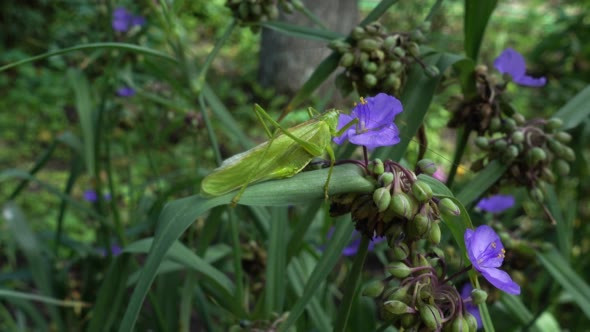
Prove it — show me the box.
[491,242,497,249]
[359,97,367,104]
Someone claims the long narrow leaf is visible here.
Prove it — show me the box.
[261,22,344,42]
[553,85,590,130]
[464,0,498,60]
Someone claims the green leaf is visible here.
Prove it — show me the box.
[464,0,498,60]
[536,247,590,319]
[264,208,289,316]
[455,160,508,206]
[545,186,570,261]
[261,22,344,42]
[67,69,95,176]
[0,289,88,308]
[119,165,373,331]
[417,174,453,196]
[553,85,590,130]
[360,0,400,26]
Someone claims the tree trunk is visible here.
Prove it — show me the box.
[258,0,358,105]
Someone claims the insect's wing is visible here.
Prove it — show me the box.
[200,120,330,196]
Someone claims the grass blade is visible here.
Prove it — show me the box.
[261,22,344,42]
[553,85,590,130]
[455,160,508,206]
[464,0,498,60]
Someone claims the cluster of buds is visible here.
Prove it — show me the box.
[329,21,436,97]
[473,115,574,204]
[330,159,458,245]
[226,0,302,28]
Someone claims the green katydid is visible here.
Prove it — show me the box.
[200,104,357,204]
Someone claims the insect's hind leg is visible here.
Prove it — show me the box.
[322,145,337,200]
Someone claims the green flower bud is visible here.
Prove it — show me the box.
[359,51,370,63]
[365,22,381,34]
[503,145,519,161]
[464,312,478,332]
[373,187,392,212]
[438,198,460,216]
[392,242,410,260]
[493,139,508,150]
[339,52,355,67]
[393,47,406,58]
[384,300,412,315]
[503,118,517,133]
[379,172,394,187]
[475,136,489,149]
[411,181,433,202]
[389,193,414,219]
[417,159,437,175]
[561,146,575,162]
[363,73,377,87]
[529,147,547,165]
[490,117,501,131]
[384,74,401,90]
[389,60,403,72]
[425,65,440,77]
[418,303,442,330]
[411,29,426,42]
[450,316,469,332]
[383,35,399,49]
[372,49,385,61]
[529,187,544,203]
[387,284,410,301]
[358,38,381,51]
[471,288,488,305]
[512,112,526,125]
[546,118,563,131]
[413,213,430,236]
[511,131,524,144]
[541,167,556,183]
[408,42,420,57]
[555,131,572,143]
[400,313,418,328]
[351,26,366,40]
[555,159,570,176]
[362,280,384,297]
[387,261,412,278]
[547,138,563,155]
[432,246,445,259]
[429,221,441,245]
[281,1,294,13]
[291,0,304,10]
[370,158,384,175]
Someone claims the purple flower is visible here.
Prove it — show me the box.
[324,228,385,256]
[476,194,515,214]
[493,48,546,87]
[97,244,123,257]
[83,189,112,203]
[116,86,135,97]
[464,225,520,295]
[333,93,403,150]
[461,284,482,329]
[112,7,145,33]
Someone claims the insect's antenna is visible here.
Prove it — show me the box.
[403,134,475,177]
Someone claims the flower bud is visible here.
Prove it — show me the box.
[408,42,420,57]
[555,159,570,176]
[351,26,366,40]
[528,147,547,165]
[560,146,575,162]
[417,159,437,175]
[503,118,517,133]
[541,167,556,183]
[411,181,433,202]
[339,52,355,67]
[418,303,442,330]
[384,74,401,90]
[546,118,563,131]
[425,65,440,77]
[383,35,399,49]
[555,131,572,143]
[411,29,426,42]
[373,49,385,61]
[547,138,564,155]
[529,187,544,203]
[511,131,524,144]
[450,316,469,332]
[489,117,502,131]
[412,213,430,236]
[392,242,409,260]
[370,158,384,175]
[512,112,526,125]
[475,136,489,149]
[389,60,403,72]
[365,22,381,34]
[358,38,381,51]
[362,61,378,73]
[387,261,411,278]
[393,47,406,58]
[373,188,392,212]
[438,198,460,216]
[291,0,304,10]
[464,312,478,332]
[389,193,414,219]
[387,284,410,301]
[400,313,418,328]
[471,288,488,305]
[363,73,377,87]
[378,172,394,187]
[493,139,507,150]
[362,280,384,297]
[359,51,370,63]
[384,300,412,315]
[503,145,519,162]
[429,221,441,245]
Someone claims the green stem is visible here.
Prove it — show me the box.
[333,235,370,332]
[229,209,245,310]
[198,94,222,166]
[297,5,328,30]
[446,127,470,188]
[194,20,236,94]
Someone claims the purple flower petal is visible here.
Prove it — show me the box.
[432,168,447,182]
[131,15,146,27]
[116,86,135,97]
[84,189,98,202]
[325,228,385,256]
[464,225,520,295]
[476,194,515,214]
[493,48,546,87]
[461,284,482,329]
[333,93,403,150]
[112,7,132,32]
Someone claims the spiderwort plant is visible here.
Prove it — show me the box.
[464,225,520,295]
[476,194,515,214]
[333,93,403,150]
[494,48,546,87]
[112,7,145,33]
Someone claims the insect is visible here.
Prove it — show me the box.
[200,104,357,204]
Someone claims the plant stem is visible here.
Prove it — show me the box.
[333,235,370,332]
[440,265,472,285]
